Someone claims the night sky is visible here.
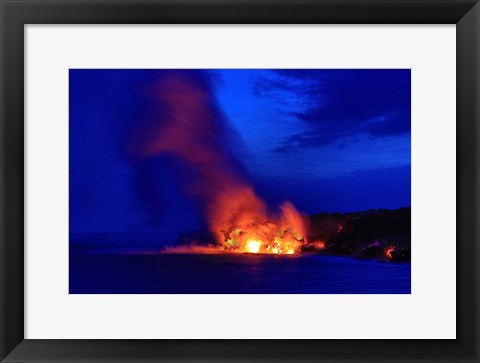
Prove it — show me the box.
[69,69,410,239]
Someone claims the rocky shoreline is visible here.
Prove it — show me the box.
[303,207,411,262]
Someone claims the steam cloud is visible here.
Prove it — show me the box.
[127,70,307,252]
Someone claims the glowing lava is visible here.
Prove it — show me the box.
[246,240,261,253]
[385,246,395,260]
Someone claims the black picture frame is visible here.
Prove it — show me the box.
[1,0,479,362]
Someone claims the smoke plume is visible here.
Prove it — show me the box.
[127,70,307,253]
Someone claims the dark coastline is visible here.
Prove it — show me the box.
[305,207,411,262]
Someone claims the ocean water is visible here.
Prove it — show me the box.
[69,253,411,294]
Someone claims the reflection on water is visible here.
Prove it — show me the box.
[70,253,410,294]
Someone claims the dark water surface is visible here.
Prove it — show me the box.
[70,253,410,294]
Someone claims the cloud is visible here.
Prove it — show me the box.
[253,69,411,153]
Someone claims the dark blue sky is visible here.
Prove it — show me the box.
[70,69,410,236]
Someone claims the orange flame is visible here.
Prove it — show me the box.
[208,185,306,254]
[210,187,307,254]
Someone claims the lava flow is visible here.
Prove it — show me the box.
[215,195,307,255]
[128,71,308,255]
[385,246,396,260]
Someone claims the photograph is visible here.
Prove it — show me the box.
[69,68,411,294]
[2,0,478,360]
